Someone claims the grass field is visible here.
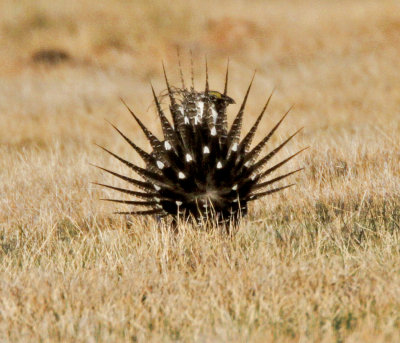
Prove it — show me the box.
[1,0,400,342]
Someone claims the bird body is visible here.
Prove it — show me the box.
[95,62,305,226]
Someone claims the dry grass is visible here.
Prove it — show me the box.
[1,0,400,342]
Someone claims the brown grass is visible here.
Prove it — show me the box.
[1,0,400,342]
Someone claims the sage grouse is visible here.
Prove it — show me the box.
[95,62,306,225]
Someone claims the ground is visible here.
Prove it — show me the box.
[1,0,400,342]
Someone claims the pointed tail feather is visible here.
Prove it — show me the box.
[190,50,195,90]
[257,147,309,180]
[91,164,152,191]
[252,168,304,191]
[216,59,230,138]
[106,121,161,169]
[248,184,295,201]
[162,62,177,107]
[120,99,163,155]
[101,198,157,206]
[239,90,274,153]
[244,106,293,164]
[226,71,256,148]
[177,48,186,89]
[93,182,157,199]
[250,128,303,173]
[96,145,166,184]
[150,84,177,144]
[114,209,163,215]
[162,62,190,146]
[205,57,209,94]
[223,58,229,96]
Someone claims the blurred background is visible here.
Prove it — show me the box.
[2,2,400,341]
[1,0,399,151]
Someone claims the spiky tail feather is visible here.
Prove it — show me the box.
[95,61,306,226]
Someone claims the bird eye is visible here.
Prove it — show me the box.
[209,91,222,99]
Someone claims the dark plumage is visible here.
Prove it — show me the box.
[95,61,306,225]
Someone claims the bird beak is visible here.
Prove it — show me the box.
[225,96,235,104]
